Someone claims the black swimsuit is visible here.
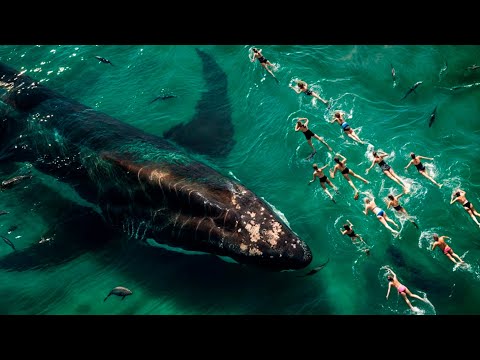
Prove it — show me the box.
[303,129,315,140]
[341,167,350,175]
[347,230,357,238]
[304,89,313,96]
[319,175,328,183]
[415,162,426,172]
[393,205,403,211]
[257,56,268,64]
[377,159,391,171]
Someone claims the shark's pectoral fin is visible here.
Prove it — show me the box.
[163,48,235,159]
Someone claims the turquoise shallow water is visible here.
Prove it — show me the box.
[1,45,480,315]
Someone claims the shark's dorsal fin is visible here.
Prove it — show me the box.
[163,48,235,159]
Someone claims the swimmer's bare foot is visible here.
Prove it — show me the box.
[331,197,336,204]
[365,249,370,256]
[438,183,443,188]
[392,230,399,235]
[403,187,409,194]
[363,179,369,184]
[354,192,359,200]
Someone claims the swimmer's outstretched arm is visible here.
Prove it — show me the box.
[330,166,338,178]
[289,83,302,93]
[386,282,392,299]
[366,160,376,173]
[405,160,413,169]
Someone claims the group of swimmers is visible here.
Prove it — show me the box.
[250,47,479,312]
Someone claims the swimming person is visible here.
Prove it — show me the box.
[295,117,333,158]
[340,219,370,255]
[329,111,365,144]
[308,163,339,203]
[366,150,408,192]
[330,153,369,200]
[386,269,427,312]
[405,152,442,188]
[289,80,329,106]
[250,47,278,83]
[364,195,399,235]
[450,189,480,227]
[431,234,464,264]
[386,193,419,229]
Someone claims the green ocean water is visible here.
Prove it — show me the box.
[0,44,480,315]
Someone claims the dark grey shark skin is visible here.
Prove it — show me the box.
[400,81,423,100]
[0,52,312,271]
[429,106,437,128]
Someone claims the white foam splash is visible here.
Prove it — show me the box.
[261,197,291,227]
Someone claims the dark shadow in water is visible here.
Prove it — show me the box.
[97,242,331,315]
[0,180,115,271]
[163,48,235,159]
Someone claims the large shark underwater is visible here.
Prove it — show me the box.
[0,48,313,272]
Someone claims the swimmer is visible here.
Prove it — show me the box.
[295,117,333,157]
[289,80,329,106]
[386,269,427,312]
[364,195,399,235]
[386,193,419,229]
[250,47,278,83]
[308,163,339,203]
[340,219,370,255]
[405,152,442,188]
[450,189,480,228]
[431,234,464,264]
[330,153,368,200]
[330,111,365,144]
[366,150,408,192]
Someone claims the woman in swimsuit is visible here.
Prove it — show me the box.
[405,152,442,188]
[363,196,399,235]
[386,269,427,312]
[250,48,278,82]
[450,189,480,227]
[340,219,370,255]
[329,111,365,144]
[295,117,333,157]
[289,80,329,106]
[366,150,408,192]
[386,193,418,228]
[308,163,338,202]
[330,153,368,200]
[431,234,464,264]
